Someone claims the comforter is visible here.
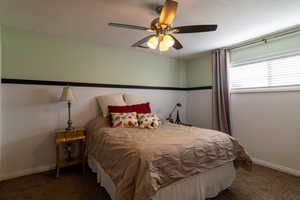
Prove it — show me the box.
[87,121,251,200]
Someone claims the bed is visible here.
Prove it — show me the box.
[86,117,251,200]
[88,155,235,200]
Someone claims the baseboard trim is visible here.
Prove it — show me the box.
[0,164,56,181]
[252,158,300,177]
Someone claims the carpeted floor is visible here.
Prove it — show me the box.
[1,164,300,200]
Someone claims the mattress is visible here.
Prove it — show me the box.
[88,155,236,200]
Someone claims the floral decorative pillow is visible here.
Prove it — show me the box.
[111,112,139,128]
[137,113,161,129]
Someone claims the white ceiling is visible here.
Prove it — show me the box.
[1,0,300,58]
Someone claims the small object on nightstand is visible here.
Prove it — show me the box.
[180,123,193,127]
[166,103,182,123]
[55,128,86,177]
[175,110,181,124]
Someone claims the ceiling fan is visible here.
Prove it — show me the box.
[108,0,217,52]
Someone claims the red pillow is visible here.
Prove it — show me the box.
[108,103,151,114]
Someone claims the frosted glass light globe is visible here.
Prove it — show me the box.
[159,41,169,51]
[163,35,175,47]
[147,36,159,49]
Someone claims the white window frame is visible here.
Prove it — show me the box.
[229,48,300,94]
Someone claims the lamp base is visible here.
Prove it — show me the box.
[175,110,181,124]
[65,127,75,131]
[65,119,74,131]
[65,102,74,131]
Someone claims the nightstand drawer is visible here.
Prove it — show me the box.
[56,128,86,143]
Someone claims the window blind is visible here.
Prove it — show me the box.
[230,53,300,90]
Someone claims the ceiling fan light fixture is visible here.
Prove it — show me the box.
[163,35,175,47]
[147,36,159,49]
[159,40,169,51]
[109,0,218,52]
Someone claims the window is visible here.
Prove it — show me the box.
[230,52,300,90]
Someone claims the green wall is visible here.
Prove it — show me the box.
[186,52,212,87]
[230,32,300,63]
[2,26,186,88]
[4,26,298,89]
[184,31,300,88]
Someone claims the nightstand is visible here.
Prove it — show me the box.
[55,128,86,177]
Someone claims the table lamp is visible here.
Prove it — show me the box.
[60,87,76,130]
[166,103,182,124]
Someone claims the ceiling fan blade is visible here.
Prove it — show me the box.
[159,0,178,25]
[172,25,218,33]
[108,23,150,31]
[170,35,183,49]
[131,35,154,47]
[137,45,149,49]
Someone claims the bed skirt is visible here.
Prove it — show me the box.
[88,155,235,200]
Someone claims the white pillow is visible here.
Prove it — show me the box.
[123,94,146,105]
[96,94,126,117]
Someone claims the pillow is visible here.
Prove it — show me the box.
[108,103,151,114]
[137,113,161,129]
[111,112,139,128]
[96,94,126,117]
[123,94,146,105]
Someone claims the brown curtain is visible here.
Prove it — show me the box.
[212,49,231,135]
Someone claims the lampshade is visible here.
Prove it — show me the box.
[60,87,75,102]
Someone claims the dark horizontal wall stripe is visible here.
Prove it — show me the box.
[185,86,213,90]
[1,78,212,91]
[1,78,186,91]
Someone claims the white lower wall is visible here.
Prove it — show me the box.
[230,91,300,175]
[3,84,300,180]
[186,89,212,129]
[0,26,2,180]
[0,84,187,181]
[187,89,300,177]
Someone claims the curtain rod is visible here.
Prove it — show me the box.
[229,26,300,51]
